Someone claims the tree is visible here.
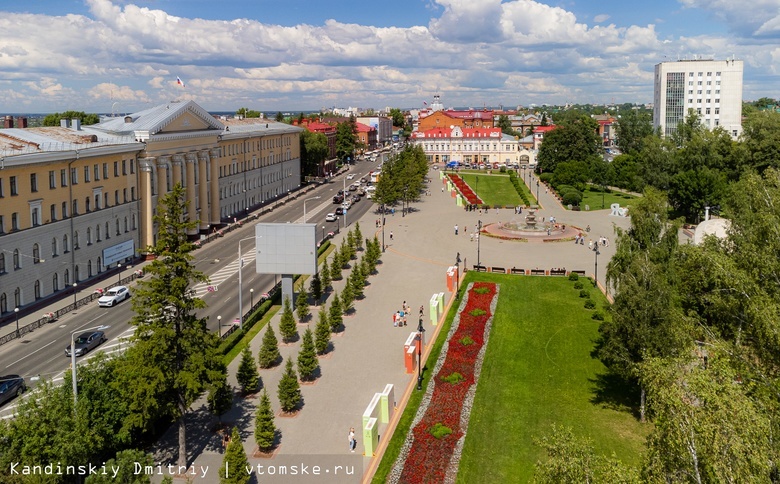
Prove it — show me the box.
[351,261,365,299]
[279,296,298,343]
[330,249,343,281]
[300,130,329,177]
[236,347,260,394]
[309,271,322,305]
[277,357,302,413]
[297,328,319,381]
[615,109,653,155]
[208,371,233,422]
[354,222,363,250]
[341,278,355,313]
[236,107,261,118]
[668,167,728,222]
[314,307,331,355]
[85,449,154,484]
[219,427,250,484]
[329,292,343,332]
[258,324,281,369]
[254,390,276,453]
[389,108,405,128]
[537,115,600,174]
[742,110,780,173]
[275,111,284,122]
[118,184,223,469]
[319,261,332,291]
[295,285,310,321]
[42,110,100,126]
[497,114,517,136]
[336,115,358,162]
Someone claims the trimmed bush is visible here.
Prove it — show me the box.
[579,289,590,298]
[568,272,579,281]
[573,281,584,290]
[562,190,583,206]
[430,423,453,439]
[584,299,596,310]
[592,311,605,321]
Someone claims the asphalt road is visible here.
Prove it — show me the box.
[0,155,388,417]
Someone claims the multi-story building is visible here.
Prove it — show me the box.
[653,58,743,138]
[356,116,393,146]
[410,126,533,166]
[418,109,495,132]
[294,119,338,176]
[356,122,378,151]
[593,114,617,147]
[0,100,302,317]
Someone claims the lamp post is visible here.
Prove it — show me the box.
[381,204,386,252]
[302,196,321,223]
[72,283,78,307]
[237,236,258,330]
[250,288,254,308]
[416,316,426,391]
[117,263,122,285]
[455,252,461,299]
[477,220,482,270]
[594,245,600,288]
[321,226,325,244]
[14,307,19,337]
[71,324,110,407]
[217,315,222,338]
[536,180,540,203]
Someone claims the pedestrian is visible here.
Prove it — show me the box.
[349,427,356,452]
[588,240,593,250]
[441,187,444,193]
[403,301,409,313]
[454,224,459,235]
[470,233,474,242]
[399,309,405,327]
[419,305,425,317]
[403,313,408,326]
[390,231,394,240]
[393,311,399,327]
[496,207,499,214]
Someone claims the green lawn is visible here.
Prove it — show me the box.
[456,273,648,483]
[458,173,522,206]
[577,187,639,211]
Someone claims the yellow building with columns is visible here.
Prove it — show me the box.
[0,100,302,317]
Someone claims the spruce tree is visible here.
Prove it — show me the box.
[360,257,371,279]
[331,250,343,281]
[277,357,301,413]
[236,347,260,394]
[320,261,332,291]
[208,374,233,422]
[342,276,355,313]
[354,222,363,250]
[309,272,322,304]
[314,307,331,355]
[347,230,356,254]
[297,328,319,381]
[254,389,276,453]
[351,262,365,299]
[219,427,249,484]
[295,286,310,321]
[340,239,351,266]
[258,324,280,369]
[329,292,343,332]
[279,296,298,343]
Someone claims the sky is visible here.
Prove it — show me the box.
[1,0,779,113]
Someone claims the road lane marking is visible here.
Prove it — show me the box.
[5,339,59,369]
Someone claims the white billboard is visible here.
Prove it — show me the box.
[102,239,135,266]
[254,223,317,275]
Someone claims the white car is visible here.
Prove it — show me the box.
[346,174,355,180]
[98,285,130,307]
[342,201,352,210]
[325,213,337,222]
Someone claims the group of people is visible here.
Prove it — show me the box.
[392,301,425,328]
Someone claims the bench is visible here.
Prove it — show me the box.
[491,267,505,273]
[550,269,566,276]
[572,270,586,276]
[530,269,545,275]
[510,267,524,275]
[473,265,487,272]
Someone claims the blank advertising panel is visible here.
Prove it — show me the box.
[254,223,317,275]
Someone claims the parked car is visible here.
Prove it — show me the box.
[346,174,355,180]
[351,194,360,203]
[0,375,25,407]
[98,285,130,307]
[325,213,337,222]
[65,331,107,357]
[342,200,352,209]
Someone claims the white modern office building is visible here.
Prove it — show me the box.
[653,58,743,138]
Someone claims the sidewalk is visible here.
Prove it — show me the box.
[148,168,632,483]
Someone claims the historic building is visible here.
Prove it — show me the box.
[0,100,302,316]
[409,126,533,166]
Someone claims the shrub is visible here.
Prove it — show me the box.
[469,308,487,316]
[430,423,453,439]
[460,335,474,346]
[584,299,596,309]
[579,289,590,298]
[592,311,605,321]
[568,272,579,281]
[573,281,584,290]
[499,166,507,173]
[539,172,554,184]
[562,190,583,206]
[442,372,465,384]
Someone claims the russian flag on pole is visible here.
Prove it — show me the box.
[176,76,186,87]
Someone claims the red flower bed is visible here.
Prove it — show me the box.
[449,174,483,205]
[398,282,496,483]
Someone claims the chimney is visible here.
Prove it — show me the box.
[60,119,71,128]
[15,117,27,128]
[71,118,81,130]
[3,115,13,129]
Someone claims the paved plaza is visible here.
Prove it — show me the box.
[144,170,633,483]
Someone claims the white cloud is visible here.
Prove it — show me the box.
[594,14,611,23]
[678,0,780,37]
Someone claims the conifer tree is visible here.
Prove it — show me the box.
[258,324,281,369]
[360,257,371,279]
[277,357,302,413]
[351,262,365,299]
[297,328,319,381]
[208,373,233,422]
[347,230,356,253]
[236,347,260,394]
[314,307,331,355]
[309,272,322,305]
[354,222,363,250]
[320,261,332,291]
[331,250,343,281]
[254,389,276,453]
[341,277,355,313]
[219,427,249,484]
[279,296,298,343]
[329,292,343,332]
[295,286,310,321]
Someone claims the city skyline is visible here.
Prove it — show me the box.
[1,0,778,113]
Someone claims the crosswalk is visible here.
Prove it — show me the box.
[192,252,257,297]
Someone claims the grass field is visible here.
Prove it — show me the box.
[577,187,639,211]
[371,272,648,482]
[458,173,522,206]
[455,273,648,483]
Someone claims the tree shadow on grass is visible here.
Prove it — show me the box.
[589,370,641,420]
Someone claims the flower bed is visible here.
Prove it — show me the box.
[448,174,483,205]
[389,282,499,483]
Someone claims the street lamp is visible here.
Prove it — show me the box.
[72,283,78,307]
[321,226,325,243]
[237,236,258,330]
[381,204,386,252]
[594,245,600,288]
[71,324,110,407]
[416,317,426,391]
[14,307,19,337]
[250,288,254,308]
[217,315,222,338]
[536,180,540,203]
[302,196,321,223]
[117,263,122,285]
[477,220,482,270]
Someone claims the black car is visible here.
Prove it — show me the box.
[65,331,107,357]
[0,375,26,407]
[335,207,346,215]
[333,194,344,204]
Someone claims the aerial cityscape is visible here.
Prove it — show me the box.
[2,1,780,483]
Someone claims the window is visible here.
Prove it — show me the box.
[12,288,19,308]
[50,204,56,222]
[115,190,119,205]
[105,221,110,239]
[95,194,101,210]
[94,164,100,181]
[87,227,92,245]
[52,238,58,257]
[698,72,703,76]
[63,234,69,253]
[114,161,119,177]
[62,201,68,218]
[97,225,101,242]
[0,215,3,233]
[123,188,127,203]
[10,176,17,196]
[53,273,59,292]
[85,197,91,212]
[0,294,6,313]
[11,213,18,231]
[0,178,3,197]
[715,107,720,114]
[716,71,721,76]
[707,71,712,76]
[130,159,135,174]
[104,193,109,208]
[124,217,128,232]
[61,169,67,187]
[716,98,720,104]
[13,249,20,269]
[64,269,70,286]
[131,187,136,200]
[49,171,56,189]
[84,166,90,182]
[34,280,40,300]
[122,160,127,175]
[32,244,40,264]
[0,254,4,273]
[707,81,711,85]
[115,219,121,236]
[70,167,78,185]
[74,231,80,249]
[31,208,39,226]
[697,81,702,86]
[103,163,108,179]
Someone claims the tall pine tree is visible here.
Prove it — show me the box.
[354,222,363,250]
[219,427,249,484]
[341,277,355,313]
[309,272,322,305]
[236,347,260,394]
[295,286,310,321]
[254,389,276,453]
[331,249,343,281]
[297,328,319,381]
[279,296,298,343]
[329,292,343,332]
[277,357,302,413]
[314,307,331,355]
[258,325,281,369]
[320,262,332,291]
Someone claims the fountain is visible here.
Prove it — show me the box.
[524,209,538,229]
[480,209,577,242]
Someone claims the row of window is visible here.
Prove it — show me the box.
[687,98,721,105]
[0,160,135,198]
[217,151,292,178]
[222,135,294,158]
[0,215,137,275]
[421,143,517,152]
[689,80,721,86]
[689,71,722,77]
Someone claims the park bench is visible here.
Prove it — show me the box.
[550,269,566,276]
[473,265,487,272]
[510,267,524,275]
[491,267,505,273]
[530,269,545,275]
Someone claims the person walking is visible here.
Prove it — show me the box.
[349,427,356,452]
[454,224,459,235]
[390,231,394,240]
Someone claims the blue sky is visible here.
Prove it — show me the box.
[0,0,777,113]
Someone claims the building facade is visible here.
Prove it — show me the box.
[410,126,532,166]
[0,100,302,316]
[417,109,495,132]
[653,58,743,138]
[356,116,393,146]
